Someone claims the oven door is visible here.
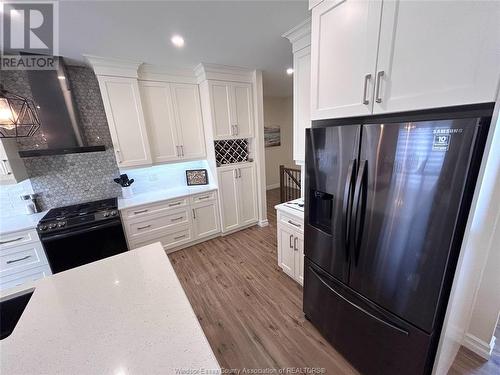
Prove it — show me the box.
[41,219,128,273]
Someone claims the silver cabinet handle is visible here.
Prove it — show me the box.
[231,125,235,135]
[133,209,148,214]
[0,237,24,245]
[174,234,186,240]
[198,195,210,200]
[238,168,242,178]
[171,216,184,222]
[7,255,31,264]
[287,220,301,228]
[137,225,151,230]
[115,149,122,163]
[169,202,182,207]
[289,234,293,248]
[375,70,384,103]
[235,124,239,135]
[192,208,196,219]
[234,169,238,179]
[1,160,11,175]
[362,74,371,105]
[294,237,298,251]
[180,145,184,157]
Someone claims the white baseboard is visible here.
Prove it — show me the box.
[266,183,280,190]
[463,332,496,360]
[258,219,269,227]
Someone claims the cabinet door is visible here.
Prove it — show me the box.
[294,234,304,285]
[278,226,296,278]
[218,167,240,232]
[237,164,258,225]
[231,83,254,138]
[0,139,28,184]
[209,82,233,139]
[171,83,206,160]
[293,46,311,162]
[192,201,220,239]
[374,1,500,114]
[311,0,382,120]
[98,76,152,168]
[139,81,180,163]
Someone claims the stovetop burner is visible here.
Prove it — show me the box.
[38,198,119,234]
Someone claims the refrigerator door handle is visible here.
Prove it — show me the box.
[352,160,368,266]
[342,159,357,260]
[309,265,409,336]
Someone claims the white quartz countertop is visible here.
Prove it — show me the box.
[0,243,220,375]
[118,184,218,210]
[0,211,47,235]
[274,198,304,219]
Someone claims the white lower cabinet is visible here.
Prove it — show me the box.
[121,191,220,252]
[0,229,52,291]
[276,207,304,285]
[217,163,258,233]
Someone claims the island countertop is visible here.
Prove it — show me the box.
[0,243,220,375]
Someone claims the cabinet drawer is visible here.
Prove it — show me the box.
[0,241,48,276]
[0,229,39,250]
[126,208,189,237]
[0,264,52,291]
[190,191,216,204]
[279,212,304,233]
[129,226,192,251]
[122,197,188,221]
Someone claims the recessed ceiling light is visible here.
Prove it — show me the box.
[286,68,294,75]
[171,34,185,48]
[57,75,66,80]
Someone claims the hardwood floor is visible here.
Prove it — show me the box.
[169,188,498,374]
[169,189,357,373]
[449,325,500,375]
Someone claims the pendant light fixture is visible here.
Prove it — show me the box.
[0,85,41,138]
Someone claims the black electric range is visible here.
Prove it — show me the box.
[37,198,128,273]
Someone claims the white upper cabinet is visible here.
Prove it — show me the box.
[311,0,500,120]
[231,83,254,138]
[139,81,206,163]
[139,81,179,163]
[311,0,382,120]
[170,83,206,160]
[208,81,254,139]
[373,0,500,114]
[0,139,28,185]
[98,76,152,168]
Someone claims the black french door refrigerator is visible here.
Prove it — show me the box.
[303,104,493,375]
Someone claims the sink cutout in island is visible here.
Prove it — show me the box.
[0,289,34,340]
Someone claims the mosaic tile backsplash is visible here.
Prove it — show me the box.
[0,64,121,212]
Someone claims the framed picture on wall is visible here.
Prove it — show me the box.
[264,125,281,147]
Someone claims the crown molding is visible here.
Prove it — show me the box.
[282,18,311,53]
[83,54,143,78]
[195,63,255,84]
[138,64,197,84]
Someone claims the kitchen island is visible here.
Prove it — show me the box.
[0,243,220,375]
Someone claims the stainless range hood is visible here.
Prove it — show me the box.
[18,57,105,157]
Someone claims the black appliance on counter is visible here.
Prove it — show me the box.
[37,198,128,273]
[303,104,493,375]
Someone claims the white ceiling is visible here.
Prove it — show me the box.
[57,1,309,97]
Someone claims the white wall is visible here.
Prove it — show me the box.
[263,96,297,189]
[433,96,500,374]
